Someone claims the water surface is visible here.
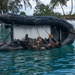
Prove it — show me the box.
[0,20,75,75]
[0,45,75,75]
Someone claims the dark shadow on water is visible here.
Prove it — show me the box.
[0,44,75,75]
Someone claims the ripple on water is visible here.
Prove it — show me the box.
[0,44,75,75]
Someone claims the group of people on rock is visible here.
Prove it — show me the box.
[17,34,61,50]
[0,34,61,50]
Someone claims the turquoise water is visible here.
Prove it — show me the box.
[0,20,75,75]
[0,44,75,75]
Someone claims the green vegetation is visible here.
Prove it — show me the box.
[20,11,26,15]
[69,0,73,15]
[50,0,68,16]
[0,0,74,16]
[33,2,61,17]
[50,0,74,15]
[0,0,39,14]
[22,0,39,9]
[33,0,75,18]
[0,0,22,14]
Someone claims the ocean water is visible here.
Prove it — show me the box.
[0,20,75,75]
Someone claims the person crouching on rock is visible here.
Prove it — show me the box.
[37,37,46,50]
[48,34,61,48]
